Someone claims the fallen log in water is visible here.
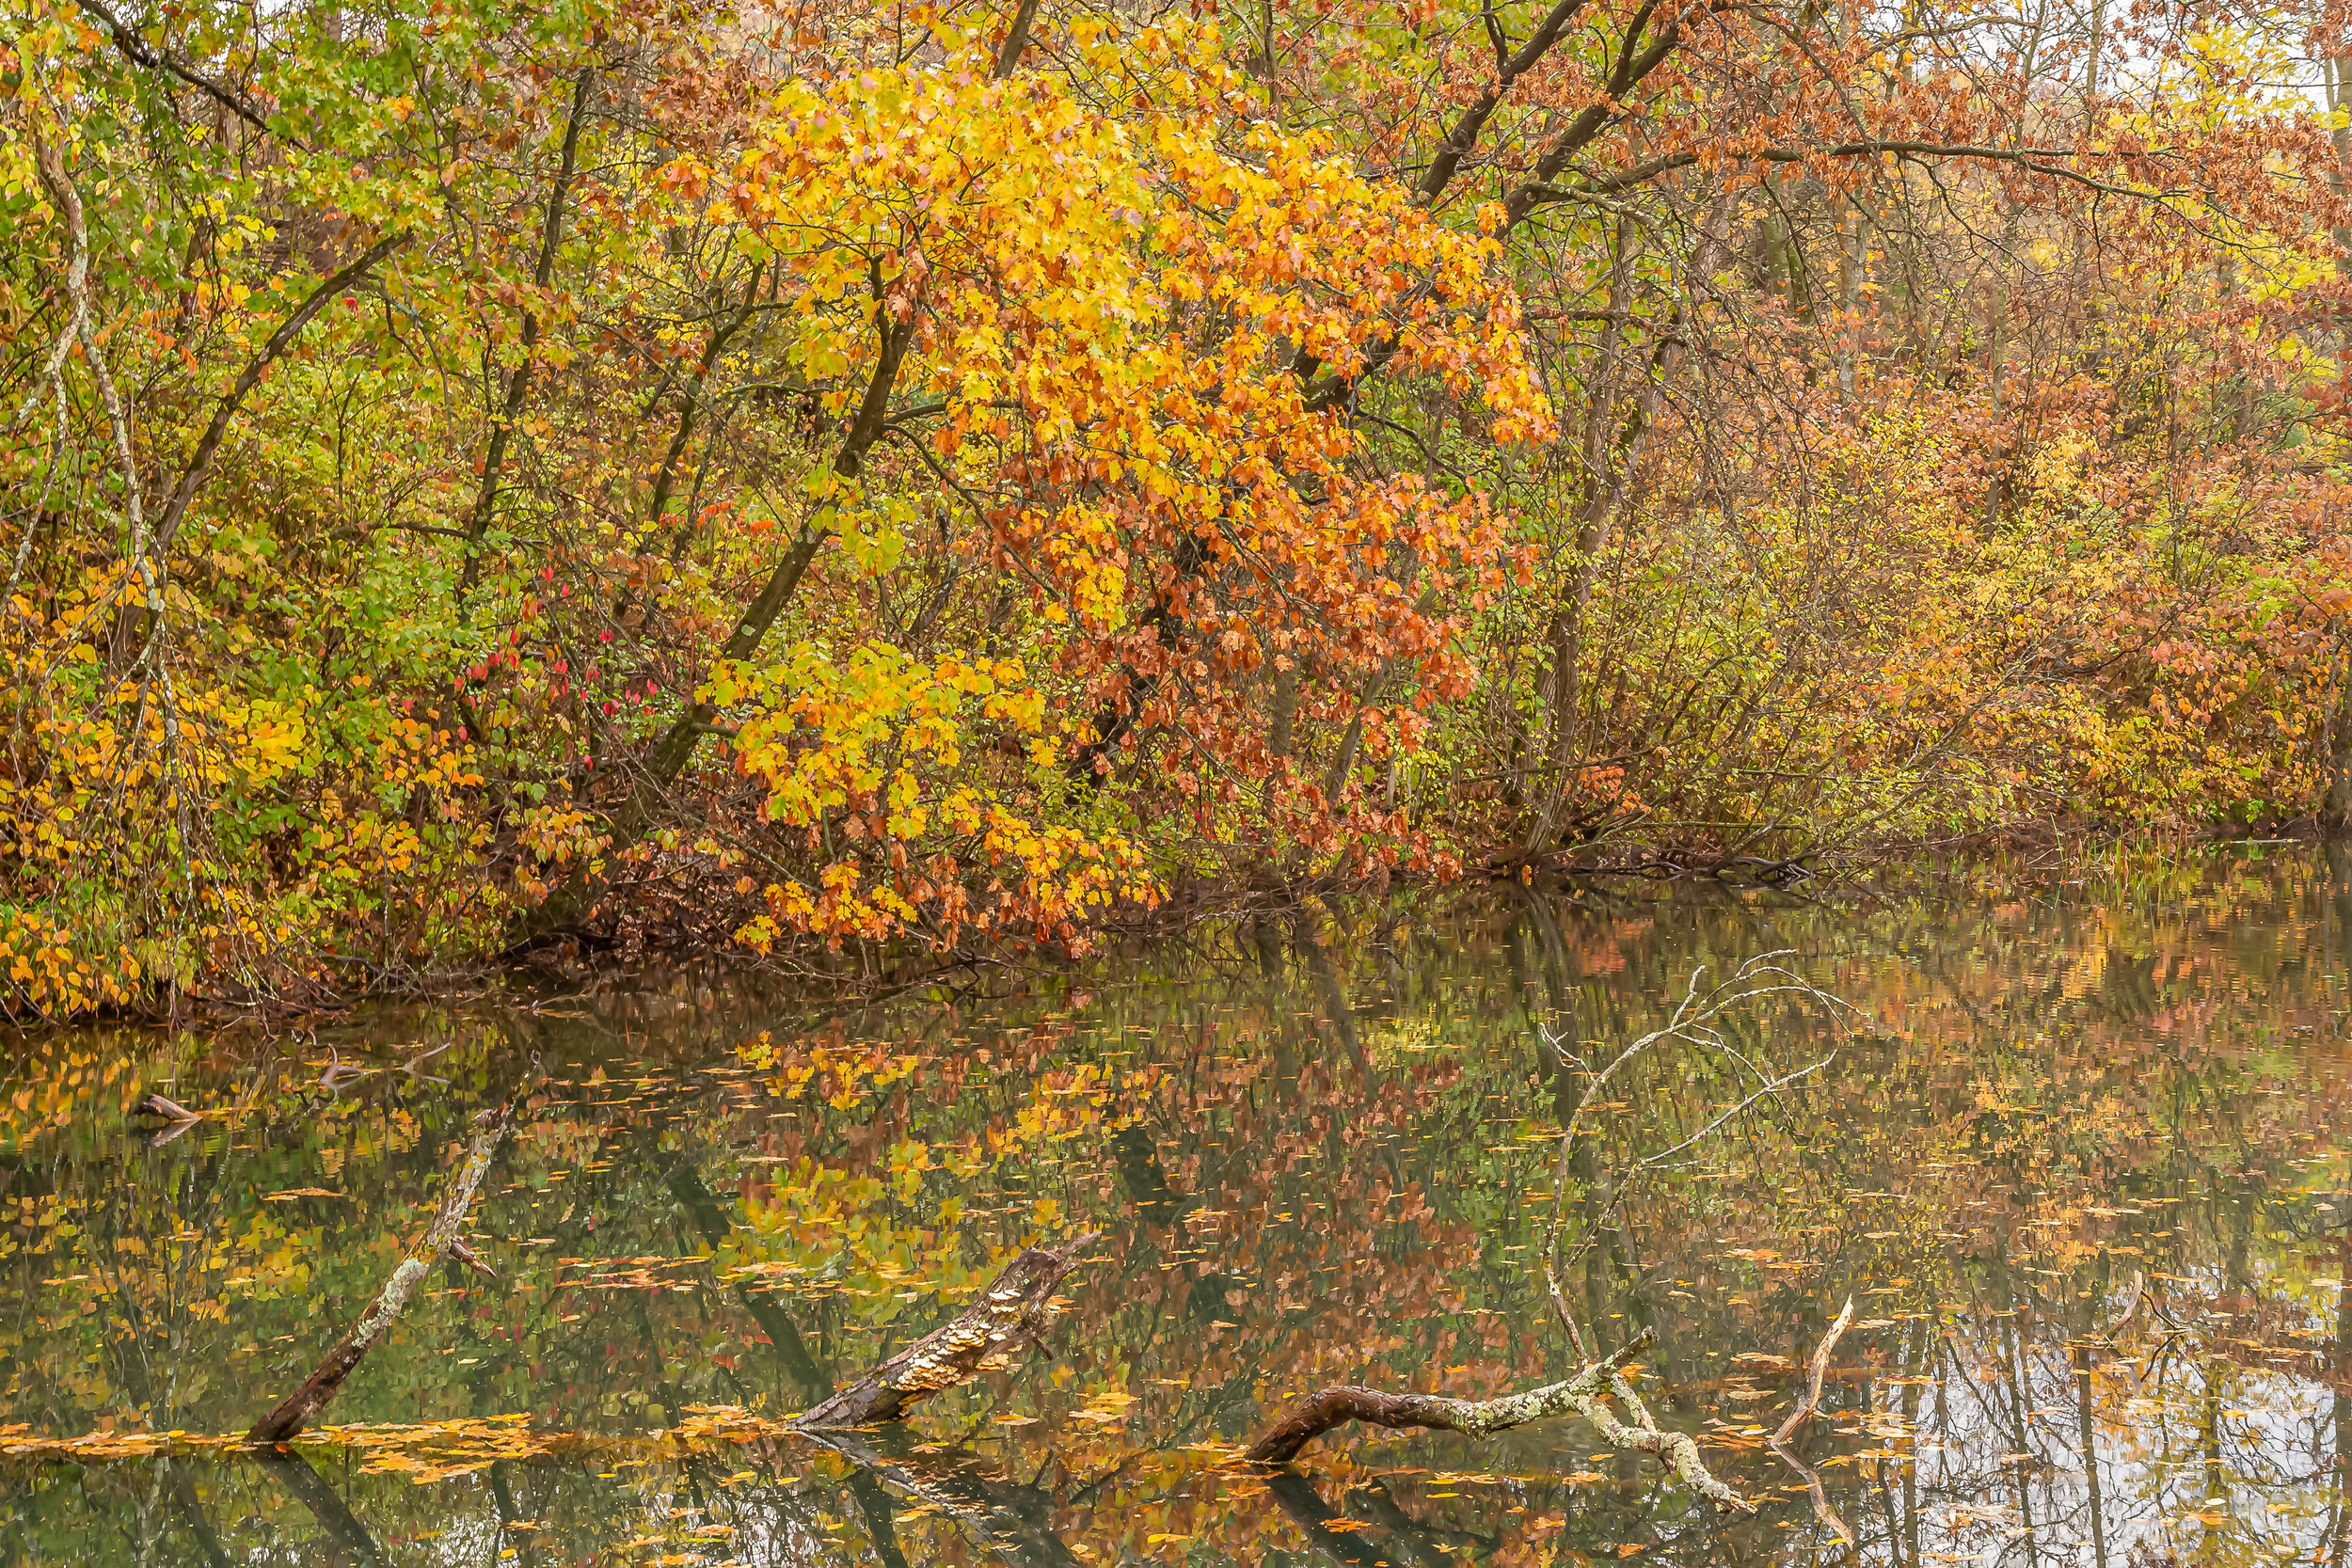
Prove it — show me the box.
[1242,1329,1753,1511]
[793,1230,1101,1428]
[246,1106,510,1444]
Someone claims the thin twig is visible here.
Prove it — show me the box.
[1772,1294,1854,1443]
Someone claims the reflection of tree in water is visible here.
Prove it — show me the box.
[3,855,2352,1563]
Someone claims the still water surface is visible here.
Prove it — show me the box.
[3,853,2351,1566]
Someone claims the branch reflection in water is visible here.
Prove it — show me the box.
[2,850,2350,1564]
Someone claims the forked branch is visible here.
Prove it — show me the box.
[1245,1329,1752,1511]
[1769,1297,1857,1546]
[1772,1294,1852,1444]
[1539,951,1852,1356]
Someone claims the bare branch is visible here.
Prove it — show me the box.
[69,0,286,143]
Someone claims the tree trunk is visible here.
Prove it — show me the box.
[455,66,595,611]
[2325,642,2352,834]
[793,1232,1100,1427]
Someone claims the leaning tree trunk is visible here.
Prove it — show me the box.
[794,1232,1100,1427]
[2324,642,2352,834]
[247,1108,509,1444]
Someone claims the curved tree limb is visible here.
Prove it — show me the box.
[1772,1293,1852,1443]
[1767,1298,1857,1546]
[69,0,287,144]
[153,230,409,559]
[31,129,182,736]
[1244,1329,1752,1512]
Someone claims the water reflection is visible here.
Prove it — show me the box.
[1,850,2348,1565]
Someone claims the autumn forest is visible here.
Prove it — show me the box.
[8,0,2352,1014]
[8,0,2352,1559]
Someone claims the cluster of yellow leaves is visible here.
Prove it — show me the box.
[0,907,140,1017]
[722,643,1038,839]
[991,1060,1151,1152]
[733,1031,919,1109]
[688,14,1546,950]
[2,554,518,1011]
[722,641,1156,950]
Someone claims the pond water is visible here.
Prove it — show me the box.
[3,850,2350,1567]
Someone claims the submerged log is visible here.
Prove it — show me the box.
[260,1448,390,1567]
[794,1231,1100,1428]
[1246,1329,1752,1512]
[805,1429,1082,1568]
[1772,1294,1852,1443]
[247,1106,510,1444]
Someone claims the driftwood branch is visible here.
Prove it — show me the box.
[1768,1297,1856,1545]
[793,1231,1100,1428]
[246,1107,509,1444]
[1772,1294,1852,1443]
[1245,1329,1752,1512]
[1238,958,1852,1512]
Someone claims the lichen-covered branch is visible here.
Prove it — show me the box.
[793,1231,1100,1428]
[1244,1329,1753,1512]
[246,1107,510,1444]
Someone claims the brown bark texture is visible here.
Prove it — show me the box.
[793,1231,1100,1428]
